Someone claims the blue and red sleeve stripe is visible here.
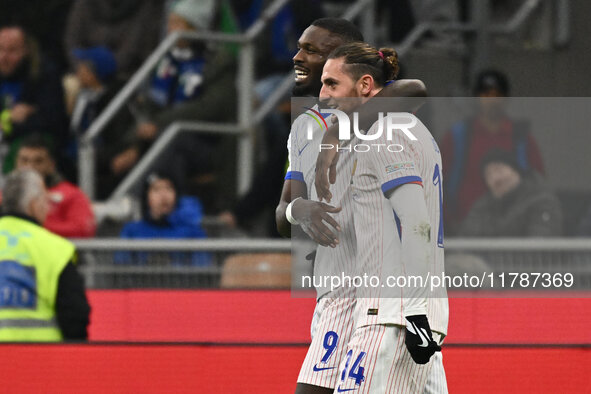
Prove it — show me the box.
[381,176,423,196]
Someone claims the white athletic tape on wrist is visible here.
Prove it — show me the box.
[286,197,302,225]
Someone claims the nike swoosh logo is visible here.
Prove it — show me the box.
[313,364,336,372]
[407,321,430,348]
[336,387,356,392]
[298,142,310,156]
[417,328,430,347]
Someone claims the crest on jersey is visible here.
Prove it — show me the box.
[303,107,328,140]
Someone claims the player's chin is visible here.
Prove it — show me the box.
[293,82,313,97]
[294,77,309,88]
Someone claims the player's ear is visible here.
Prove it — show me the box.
[358,74,374,96]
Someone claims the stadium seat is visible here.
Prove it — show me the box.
[221,253,291,288]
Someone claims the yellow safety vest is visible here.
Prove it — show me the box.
[0,216,75,341]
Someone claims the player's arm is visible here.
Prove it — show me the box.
[382,78,427,97]
[275,179,341,248]
[370,118,439,364]
[276,178,307,237]
[372,78,426,113]
[384,183,431,315]
[276,129,306,238]
[386,183,441,364]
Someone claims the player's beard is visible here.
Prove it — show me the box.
[292,78,322,98]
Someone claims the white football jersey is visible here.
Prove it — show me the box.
[286,105,357,299]
[350,113,449,335]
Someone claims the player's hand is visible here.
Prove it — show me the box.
[404,315,441,364]
[291,198,341,248]
[314,131,340,203]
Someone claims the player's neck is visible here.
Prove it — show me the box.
[360,87,382,105]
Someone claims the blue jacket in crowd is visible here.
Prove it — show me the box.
[117,196,211,266]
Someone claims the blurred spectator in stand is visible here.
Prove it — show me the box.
[143,0,216,110]
[111,0,235,209]
[64,0,163,79]
[70,47,118,137]
[459,149,562,237]
[440,69,545,235]
[15,134,96,238]
[217,0,323,236]
[117,172,210,266]
[0,25,67,173]
[0,0,74,74]
[68,46,135,199]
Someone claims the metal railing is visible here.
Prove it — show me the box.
[395,0,545,57]
[393,0,570,82]
[75,238,291,288]
[73,238,292,251]
[78,0,291,199]
[109,122,243,199]
[78,0,377,200]
[74,238,591,289]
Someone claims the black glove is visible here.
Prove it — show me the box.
[404,315,441,364]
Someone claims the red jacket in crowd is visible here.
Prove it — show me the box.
[45,176,96,238]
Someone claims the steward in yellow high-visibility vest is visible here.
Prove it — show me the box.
[0,169,90,341]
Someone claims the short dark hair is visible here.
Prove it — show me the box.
[311,18,364,43]
[19,133,56,159]
[141,171,180,218]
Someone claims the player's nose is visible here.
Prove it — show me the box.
[319,85,329,101]
[293,48,305,64]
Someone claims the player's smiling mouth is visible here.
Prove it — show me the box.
[294,66,309,83]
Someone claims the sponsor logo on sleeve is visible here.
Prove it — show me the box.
[385,162,415,174]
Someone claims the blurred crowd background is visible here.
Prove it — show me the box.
[1,0,590,247]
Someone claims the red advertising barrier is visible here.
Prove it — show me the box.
[1,290,589,393]
[87,290,591,344]
[0,344,588,394]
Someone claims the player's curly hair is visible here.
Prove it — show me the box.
[327,42,399,87]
